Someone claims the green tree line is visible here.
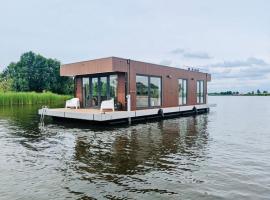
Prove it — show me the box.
[0,51,73,94]
[209,90,270,96]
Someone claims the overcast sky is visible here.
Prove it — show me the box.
[0,0,269,92]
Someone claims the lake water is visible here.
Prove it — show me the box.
[0,96,269,200]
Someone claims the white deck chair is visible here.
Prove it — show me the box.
[65,98,80,109]
[100,99,114,113]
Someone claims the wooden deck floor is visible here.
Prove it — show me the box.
[39,104,209,122]
[49,108,119,114]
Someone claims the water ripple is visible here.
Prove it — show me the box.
[0,98,270,199]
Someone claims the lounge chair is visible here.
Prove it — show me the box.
[65,98,80,109]
[100,99,114,113]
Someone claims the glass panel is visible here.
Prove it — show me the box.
[150,77,161,106]
[109,75,117,101]
[83,78,90,107]
[91,77,98,107]
[197,81,200,103]
[179,79,187,105]
[178,79,183,105]
[100,77,107,103]
[196,80,204,103]
[136,75,149,108]
[183,80,187,104]
[200,80,204,103]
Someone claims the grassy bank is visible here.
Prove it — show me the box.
[0,92,72,106]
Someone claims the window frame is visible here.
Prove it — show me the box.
[136,74,162,109]
[82,77,90,107]
[81,73,118,108]
[178,79,188,105]
[196,80,205,104]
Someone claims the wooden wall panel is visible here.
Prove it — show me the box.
[125,60,209,110]
[61,57,114,76]
[75,77,83,107]
[117,73,126,110]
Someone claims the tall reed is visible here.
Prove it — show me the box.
[0,92,72,106]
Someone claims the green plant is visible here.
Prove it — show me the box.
[0,92,72,106]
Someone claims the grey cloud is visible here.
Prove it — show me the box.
[238,67,270,79]
[213,65,270,80]
[246,57,267,66]
[202,57,270,80]
[159,59,172,66]
[171,48,185,54]
[183,52,212,59]
[206,57,268,68]
[171,48,212,59]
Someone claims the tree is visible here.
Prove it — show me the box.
[0,73,13,92]
[1,51,73,94]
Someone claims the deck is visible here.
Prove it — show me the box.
[38,104,209,123]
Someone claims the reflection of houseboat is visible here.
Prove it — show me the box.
[39,57,211,123]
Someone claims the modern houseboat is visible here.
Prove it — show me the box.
[39,57,211,124]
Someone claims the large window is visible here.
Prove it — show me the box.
[197,80,205,104]
[178,79,187,105]
[136,75,161,108]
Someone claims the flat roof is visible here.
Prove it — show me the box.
[60,56,210,79]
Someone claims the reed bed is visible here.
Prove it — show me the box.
[0,92,72,106]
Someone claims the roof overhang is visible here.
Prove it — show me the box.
[60,57,129,77]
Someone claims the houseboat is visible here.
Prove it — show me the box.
[39,57,211,124]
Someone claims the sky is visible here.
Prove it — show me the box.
[0,0,269,92]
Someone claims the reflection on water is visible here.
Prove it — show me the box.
[73,117,209,176]
[0,97,270,199]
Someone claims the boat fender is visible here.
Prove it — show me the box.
[158,108,164,118]
[193,106,198,115]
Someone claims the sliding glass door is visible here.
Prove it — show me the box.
[82,75,118,108]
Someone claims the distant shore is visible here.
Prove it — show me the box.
[209,93,270,96]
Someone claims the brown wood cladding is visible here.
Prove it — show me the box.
[61,57,114,76]
[117,73,126,110]
[62,57,211,111]
[75,77,83,107]
[128,60,209,110]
